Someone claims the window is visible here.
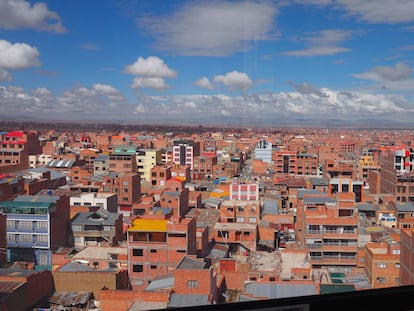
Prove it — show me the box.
[377,262,387,268]
[150,249,157,253]
[187,280,198,288]
[150,265,157,269]
[133,265,143,272]
[133,249,143,256]
[376,277,386,284]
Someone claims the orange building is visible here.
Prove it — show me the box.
[127,217,196,288]
[297,192,358,268]
[365,241,401,288]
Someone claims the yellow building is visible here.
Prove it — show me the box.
[136,149,162,181]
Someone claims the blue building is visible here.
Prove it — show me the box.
[0,194,70,269]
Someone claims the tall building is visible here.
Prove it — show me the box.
[109,145,137,173]
[274,151,297,176]
[127,217,196,288]
[254,139,272,164]
[381,148,414,202]
[297,192,358,268]
[172,140,200,170]
[0,131,41,169]
[136,149,162,181]
[0,194,70,268]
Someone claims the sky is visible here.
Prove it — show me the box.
[1,0,414,127]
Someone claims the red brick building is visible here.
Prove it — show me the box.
[127,217,196,288]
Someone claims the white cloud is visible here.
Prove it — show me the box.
[131,77,168,90]
[0,39,40,69]
[354,63,414,92]
[213,71,253,92]
[1,83,413,125]
[124,56,176,78]
[31,87,51,96]
[137,0,278,56]
[0,0,65,33]
[283,29,353,57]
[335,0,414,24]
[92,83,119,95]
[194,77,214,90]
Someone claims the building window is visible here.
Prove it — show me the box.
[376,277,386,284]
[377,262,387,268]
[150,249,157,253]
[395,263,401,268]
[150,265,157,269]
[187,280,198,288]
[133,265,143,272]
[133,249,143,256]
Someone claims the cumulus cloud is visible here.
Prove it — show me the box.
[124,56,176,78]
[124,56,176,90]
[0,39,40,69]
[0,84,413,124]
[137,0,278,56]
[213,71,252,92]
[0,0,65,33]
[194,77,214,90]
[283,29,352,56]
[131,77,168,90]
[0,39,40,81]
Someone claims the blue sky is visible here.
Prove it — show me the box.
[1,0,414,126]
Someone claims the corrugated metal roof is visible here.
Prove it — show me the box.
[71,210,121,226]
[395,202,414,212]
[177,257,206,270]
[168,294,210,308]
[49,291,91,306]
[245,282,317,299]
[129,219,168,232]
[298,189,326,199]
[303,196,336,205]
[144,274,175,292]
[47,159,74,168]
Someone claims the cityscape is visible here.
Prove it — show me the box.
[0,123,414,310]
[2,0,414,310]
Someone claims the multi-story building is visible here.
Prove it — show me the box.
[381,148,414,202]
[254,139,272,164]
[388,202,414,229]
[297,192,358,268]
[71,209,123,247]
[0,194,70,268]
[101,172,141,216]
[172,140,200,170]
[70,192,118,213]
[229,180,259,201]
[0,131,41,169]
[273,151,297,176]
[160,187,191,218]
[127,217,196,288]
[219,200,260,224]
[193,153,217,180]
[0,213,6,264]
[93,154,109,175]
[296,153,318,176]
[136,148,162,181]
[150,165,172,187]
[400,228,414,285]
[109,145,137,173]
[364,241,400,288]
